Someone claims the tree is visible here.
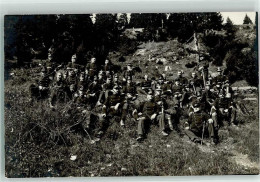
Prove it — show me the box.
[243,14,253,24]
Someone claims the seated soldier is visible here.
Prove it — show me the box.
[177,70,188,86]
[96,77,113,106]
[65,69,78,86]
[140,74,152,94]
[86,76,102,109]
[122,63,135,84]
[161,79,172,97]
[97,85,125,136]
[103,59,114,78]
[86,57,98,80]
[30,67,51,100]
[211,91,236,127]
[135,90,168,141]
[189,72,203,92]
[121,78,138,127]
[77,72,88,91]
[154,88,175,131]
[49,72,68,108]
[172,78,184,108]
[97,70,105,85]
[66,54,80,74]
[184,102,218,144]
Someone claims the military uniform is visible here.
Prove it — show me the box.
[185,108,217,143]
[86,62,98,79]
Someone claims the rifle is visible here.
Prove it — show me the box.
[201,69,206,89]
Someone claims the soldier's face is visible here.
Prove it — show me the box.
[105,60,109,64]
[217,71,221,75]
[144,75,148,80]
[57,73,62,81]
[147,95,153,101]
[91,58,96,63]
[70,85,75,92]
[127,66,131,70]
[80,75,85,81]
[175,81,180,86]
[79,90,83,96]
[194,107,200,112]
[113,88,119,94]
[192,73,196,78]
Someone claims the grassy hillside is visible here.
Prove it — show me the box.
[4,28,259,177]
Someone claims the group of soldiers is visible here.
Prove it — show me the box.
[29,54,237,145]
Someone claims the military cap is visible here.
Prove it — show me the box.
[127,63,132,66]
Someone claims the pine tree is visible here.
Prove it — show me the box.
[243,14,253,24]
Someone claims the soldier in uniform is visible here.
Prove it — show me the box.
[86,75,102,109]
[49,72,68,108]
[65,69,78,86]
[103,59,114,78]
[86,57,98,80]
[211,91,236,127]
[140,74,153,94]
[189,72,203,92]
[213,67,227,86]
[122,63,135,84]
[67,54,80,74]
[177,71,188,86]
[184,102,217,144]
[121,78,138,126]
[30,67,51,100]
[172,78,184,108]
[98,85,125,136]
[197,55,209,82]
[135,90,168,141]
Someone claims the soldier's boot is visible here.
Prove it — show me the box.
[161,131,168,136]
[136,134,143,142]
[168,119,174,131]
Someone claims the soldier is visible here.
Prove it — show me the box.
[177,71,188,86]
[30,67,51,100]
[96,77,113,106]
[86,57,98,80]
[65,69,77,86]
[161,78,172,97]
[122,63,135,84]
[172,78,183,108]
[140,74,153,94]
[67,54,80,74]
[77,72,88,91]
[197,55,209,82]
[154,88,175,131]
[189,72,203,92]
[98,85,125,136]
[121,78,138,126]
[135,90,168,141]
[213,67,227,86]
[184,102,217,144]
[49,72,68,108]
[211,91,236,127]
[86,76,102,108]
[103,59,114,77]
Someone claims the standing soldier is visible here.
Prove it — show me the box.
[172,78,184,108]
[197,55,209,83]
[189,72,203,93]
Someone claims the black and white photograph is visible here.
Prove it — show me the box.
[4,12,259,177]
